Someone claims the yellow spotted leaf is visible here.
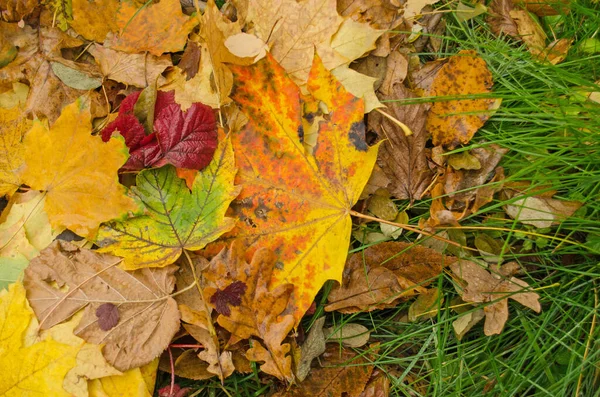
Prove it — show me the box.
[20,98,137,238]
[227,53,379,322]
[107,0,197,56]
[426,50,498,148]
[0,106,29,197]
[70,0,120,43]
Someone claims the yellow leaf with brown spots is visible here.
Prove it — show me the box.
[426,50,499,148]
[227,53,379,323]
[0,106,29,197]
[107,0,197,56]
[21,97,137,238]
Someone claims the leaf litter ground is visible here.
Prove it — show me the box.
[0,0,598,396]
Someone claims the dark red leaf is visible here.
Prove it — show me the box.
[210,281,247,316]
[102,90,217,171]
[96,303,120,331]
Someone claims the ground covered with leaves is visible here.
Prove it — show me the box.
[0,0,599,396]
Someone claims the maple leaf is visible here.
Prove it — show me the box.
[325,242,454,313]
[426,50,499,149]
[24,241,181,371]
[102,90,218,171]
[106,0,197,56]
[20,97,137,238]
[203,242,295,381]
[227,53,378,322]
[0,283,81,396]
[368,83,433,202]
[210,280,247,316]
[0,106,29,197]
[96,134,239,270]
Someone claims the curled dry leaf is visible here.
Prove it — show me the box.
[283,344,375,397]
[202,242,295,381]
[326,242,454,313]
[450,259,541,335]
[296,316,326,382]
[97,134,239,270]
[21,97,137,238]
[23,241,181,371]
[183,323,235,382]
[226,53,378,322]
[426,50,498,149]
[368,83,433,201]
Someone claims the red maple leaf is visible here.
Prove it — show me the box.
[210,281,247,316]
[102,91,217,171]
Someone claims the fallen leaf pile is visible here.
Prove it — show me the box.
[0,0,585,394]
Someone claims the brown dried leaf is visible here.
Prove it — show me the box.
[426,50,497,148]
[183,323,235,381]
[451,259,541,335]
[325,242,454,313]
[89,44,172,88]
[202,242,295,381]
[23,241,181,371]
[358,368,390,397]
[379,51,408,96]
[368,84,433,201]
[487,0,519,38]
[338,0,403,30]
[324,323,370,348]
[502,191,582,229]
[510,9,547,56]
[0,0,37,22]
[296,316,326,381]
[286,344,375,397]
[159,348,214,381]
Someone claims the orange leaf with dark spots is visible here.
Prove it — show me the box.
[227,53,379,323]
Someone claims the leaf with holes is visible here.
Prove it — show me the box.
[23,240,180,372]
[96,134,239,270]
[226,53,379,323]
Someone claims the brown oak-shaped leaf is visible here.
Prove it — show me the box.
[183,323,235,381]
[326,242,455,313]
[426,50,497,148]
[95,303,120,331]
[202,242,295,381]
[282,344,375,397]
[23,240,180,371]
[368,83,432,201]
[102,90,217,170]
[450,259,542,335]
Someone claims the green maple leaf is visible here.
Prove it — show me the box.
[96,135,240,269]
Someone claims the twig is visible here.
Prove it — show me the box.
[168,347,175,397]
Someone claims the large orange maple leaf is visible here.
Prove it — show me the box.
[229,53,379,322]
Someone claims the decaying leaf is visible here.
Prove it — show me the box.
[203,242,295,381]
[368,83,433,201]
[97,134,239,269]
[451,259,541,335]
[426,50,498,148]
[338,0,403,30]
[228,53,378,322]
[296,316,326,382]
[106,0,197,56]
[20,97,137,238]
[0,105,29,197]
[24,240,181,371]
[486,0,519,37]
[502,190,583,229]
[89,44,172,88]
[0,0,37,22]
[324,323,370,348]
[408,287,443,321]
[326,242,454,313]
[283,344,375,397]
[101,90,218,170]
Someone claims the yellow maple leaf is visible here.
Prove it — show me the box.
[20,97,138,238]
[0,283,81,396]
[228,53,379,322]
[107,0,197,56]
[0,106,29,197]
